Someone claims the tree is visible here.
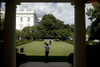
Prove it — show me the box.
[0,19,4,41]
[86,4,100,40]
[38,14,75,40]
[38,14,68,39]
[86,25,91,36]
[68,24,74,38]
[16,30,21,40]
[56,29,69,40]
[16,14,75,41]
[86,4,100,21]
[22,26,32,40]
[31,26,42,40]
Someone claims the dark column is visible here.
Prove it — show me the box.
[74,1,86,67]
[3,0,16,67]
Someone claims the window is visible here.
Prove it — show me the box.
[28,17,30,22]
[20,17,23,22]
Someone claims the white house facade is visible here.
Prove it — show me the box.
[0,8,40,30]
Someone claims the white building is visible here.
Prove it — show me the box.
[0,7,41,30]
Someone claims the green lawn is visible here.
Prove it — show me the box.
[16,41,74,56]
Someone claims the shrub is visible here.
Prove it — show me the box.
[39,39,43,41]
[16,39,32,46]
[65,40,74,45]
[55,39,60,41]
[87,41,100,45]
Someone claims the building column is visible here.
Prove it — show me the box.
[3,0,16,67]
[74,1,86,67]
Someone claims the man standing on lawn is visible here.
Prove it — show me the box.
[44,43,50,63]
[49,39,52,45]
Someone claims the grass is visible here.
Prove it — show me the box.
[16,41,74,56]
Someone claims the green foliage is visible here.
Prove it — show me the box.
[16,30,21,39]
[0,19,4,32]
[86,4,100,21]
[0,19,4,41]
[22,26,32,40]
[86,25,91,36]
[56,29,68,40]
[38,39,43,41]
[31,26,42,40]
[86,4,100,40]
[16,39,32,46]
[89,20,100,40]
[55,39,60,41]
[16,14,74,41]
[37,14,74,40]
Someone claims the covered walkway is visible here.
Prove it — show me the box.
[1,0,100,67]
[19,62,72,67]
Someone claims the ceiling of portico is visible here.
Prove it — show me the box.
[1,0,100,3]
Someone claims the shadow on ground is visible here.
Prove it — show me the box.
[86,43,100,67]
[27,56,68,62]
[16,53,73,67]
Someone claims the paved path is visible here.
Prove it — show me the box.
[19,62,72,67]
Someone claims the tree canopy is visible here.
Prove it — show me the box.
[86,4,100,40]
[16,14,74,41]
[37,14,74,40]
[0,19,4,41]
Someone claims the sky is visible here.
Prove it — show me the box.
[1,2,93,27]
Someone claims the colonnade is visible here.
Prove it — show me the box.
[3,0,17,67]
[2,0,90,67]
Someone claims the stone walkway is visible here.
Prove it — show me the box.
[19,62,72,67]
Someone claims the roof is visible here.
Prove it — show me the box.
[1,0,100,3]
